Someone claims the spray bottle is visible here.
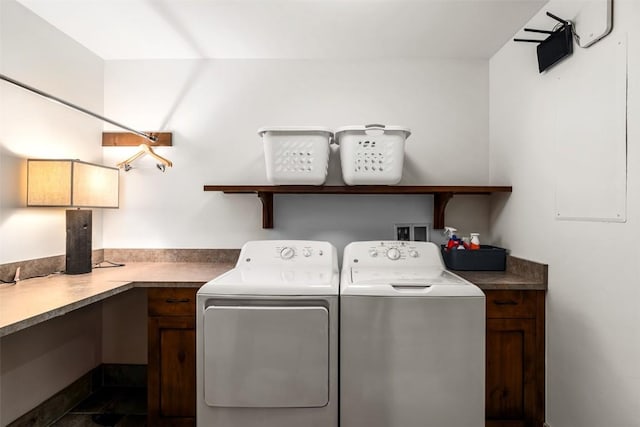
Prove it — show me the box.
[444,227,459,251]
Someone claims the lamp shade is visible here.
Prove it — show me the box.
[27,159,119,208]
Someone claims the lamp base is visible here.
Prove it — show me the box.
[66,209,92,275]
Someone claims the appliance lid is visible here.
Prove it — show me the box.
[198,267,339,296]
[341,267,484,297]
[349,266,449,283]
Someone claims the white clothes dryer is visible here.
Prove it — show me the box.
[340,241,485,427]
[196,240,339,427]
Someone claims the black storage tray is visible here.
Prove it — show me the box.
[440,245,506,271]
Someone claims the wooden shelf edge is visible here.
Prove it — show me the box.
[102,132,172,147]
[203,185,512,229]
[203,185,512,194]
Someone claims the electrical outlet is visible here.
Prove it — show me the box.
[394,223,431,242]
[395,224,411,241]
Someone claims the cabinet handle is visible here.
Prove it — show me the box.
[493,299,518,306]
[165,298,191,303]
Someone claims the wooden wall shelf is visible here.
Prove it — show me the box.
[203,185,512,229]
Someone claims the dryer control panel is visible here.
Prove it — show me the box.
[237,240,338,270]
[343,241,444,269]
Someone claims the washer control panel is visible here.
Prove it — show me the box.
[344,241,444,269]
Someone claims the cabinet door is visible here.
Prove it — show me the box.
[148,316,196,427]
[486,318,536,427]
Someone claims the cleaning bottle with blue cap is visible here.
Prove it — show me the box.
[444,227,459,251]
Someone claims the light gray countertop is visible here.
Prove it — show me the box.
[454,270,547,291]
[0,262,234,338]
[454,254,548,291]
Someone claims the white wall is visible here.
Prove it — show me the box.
[490,1,640,426]
[102,58,492,254]
[0,0,104,265]
[0,1,105,424]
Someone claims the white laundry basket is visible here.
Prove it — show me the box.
[258,127,333,185]
[335,124,411,185]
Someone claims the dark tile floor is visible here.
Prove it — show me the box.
[49,387,146,427]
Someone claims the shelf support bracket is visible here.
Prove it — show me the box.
[433,192,454,229]
[257,192,274,229]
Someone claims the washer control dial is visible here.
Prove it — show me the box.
[369,249,379,257]
[386,248,401,260]
[409,250,419,258]
[280,247,295,260]
[302,248,312,257]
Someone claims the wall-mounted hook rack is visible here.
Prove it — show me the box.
[102,132,172,147]
[514,11,574,73]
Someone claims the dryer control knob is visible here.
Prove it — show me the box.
[369,249,378,257]
[302,248,312,257]
[409,250,419,258]
[280,247,295,260]
[386,248,401,260]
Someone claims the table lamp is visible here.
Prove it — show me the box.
[27,159,119,274]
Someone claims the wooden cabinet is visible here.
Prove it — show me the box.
[148,287,198,427]
[485,290,545,427]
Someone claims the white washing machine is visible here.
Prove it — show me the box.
[196,240,339,427]
[340,241,485,427]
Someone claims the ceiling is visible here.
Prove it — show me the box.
[17,0,547,60]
